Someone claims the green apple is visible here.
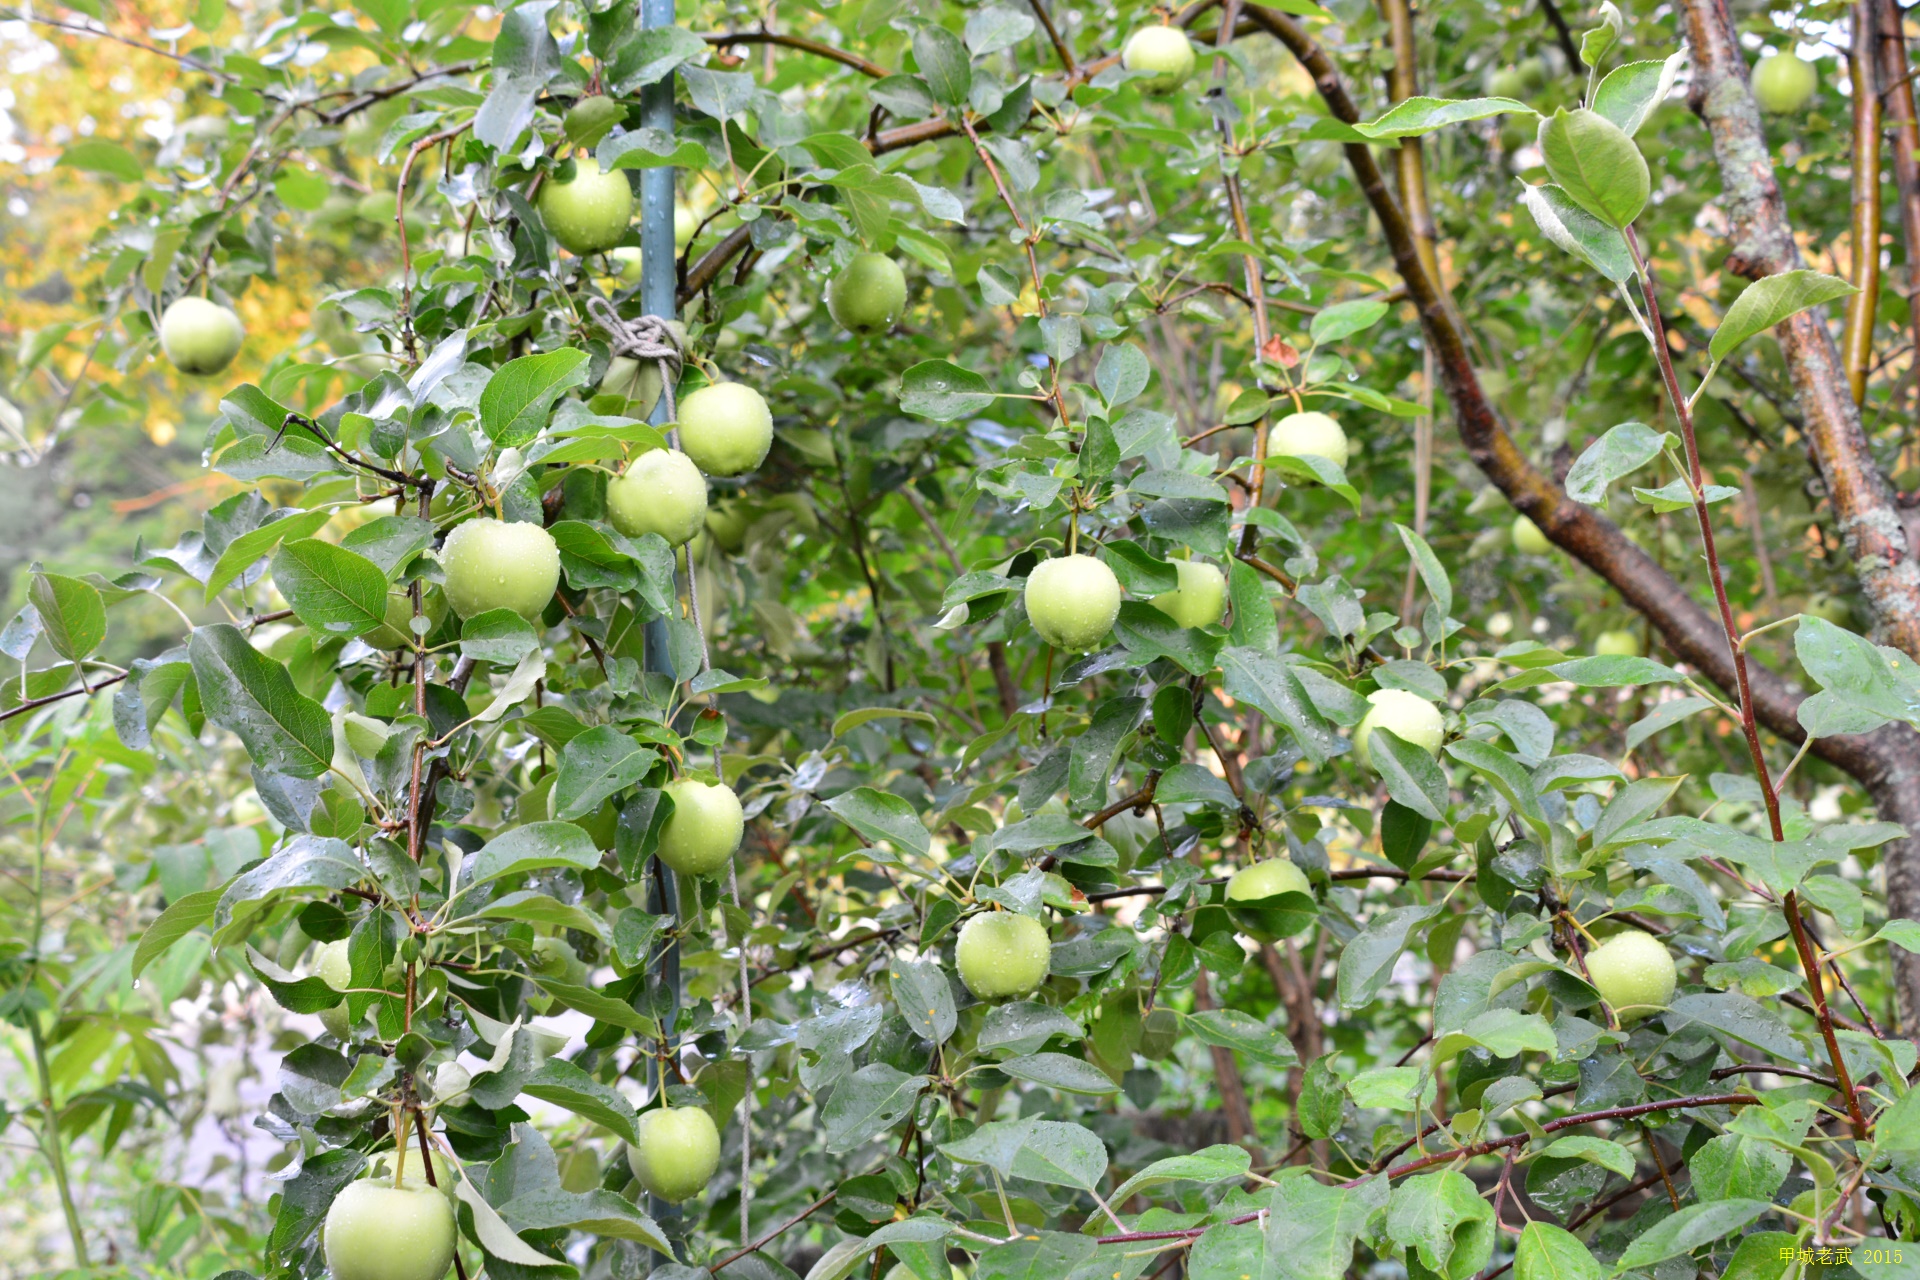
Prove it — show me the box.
[1487,66,1528,99]
[1753,52,1817,113]
[599,355,662,416]
[317,939,354,992]
[538,162,634,255]
[1226,859,1310,902]
[1593,629,1640,657]
[1583,929,1676,1021]
[1511,514,1552,555]
[322,1178,456,1280]
[1150,559,1227,630]
[828,252,907,334]
[705,502,751,553]
[1024,554,1122,651]
[440,518,560,621]
[160,297,245,376]
[678,382,774,477]
[1354,689,1445,769]
[955,910,1051,999]
[1121,25,1196,93]
[606,246,644,287]
[1805,593,1855,627]
[363,585,448,650]
[1269,410,1349,469]
[607,448,708,547]
[657,778,744,876]
[626,1105,721,1202]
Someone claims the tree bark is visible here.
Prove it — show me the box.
[1876,0,1920,415]
[1846,0,1884,406]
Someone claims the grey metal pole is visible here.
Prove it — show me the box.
[636,0,684,1267]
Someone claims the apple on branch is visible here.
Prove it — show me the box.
[955,910,1051,999]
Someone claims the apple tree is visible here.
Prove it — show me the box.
[5,0,1920,1278]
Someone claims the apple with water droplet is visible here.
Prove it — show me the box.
[955,910,1051,999]
[1583,929,1676,1021]
[539,162,633,255]
[657,778,744,876]
[1121,26,1196,93]
[1354,689,1445,769]
[828,252,907,334]
[626,1105,721,1202]
[678,382,773,477]
[440,518,560,621]
[607,448,708,547]
[160,297,245,376]
[1024,555,1121,651]
[322,1177,456,1280]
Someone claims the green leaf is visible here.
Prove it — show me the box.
[890,956,957,1044]
[1260,1173,1388,1279]
[205,507,334,600]
[822,786,930,856]
[1113,601,1223,676]
[1393,523,1452,620]
[1370,728,1449,821]
[339,515,436,578]
[1578,3,1621,67]
[131,888,222,979]
[1592,54,1687,137]
[469,822,605,885]
[831,707,938,738]
[1182,1008,1299,1069]
[1710,270,1858,362]
[271,539,388,639]
[1219,648,1339,765]
[551,727,658,821]
[1310,298,1392,343]
[520,1059,639,1145]
[1513,1223,1603,1280]
[58,139,143,182]
[1106,1144,1250,1207]
[912,24,972,107]
[1356,96,1535,139]
[1386,1170,1497,1279]
[1517,181,1633,285]
[1537,1135,1636,1178]
[458,608,539,665]
[1689,1133,1791,1202]
[1611,1199,1770,1272]
[1537,108,1648,229]
[188,624,334,778]
[821,1063,926,1153]
[900,359,994,421]
[1565,422,1673,503]
[29,572,106,664]
[995,1052,1120,1095]
[481,349,591,448]
[1094,342,1151,407]
[1337,904,1441,1010]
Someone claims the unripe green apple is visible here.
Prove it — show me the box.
[1226,859,1310,902]
[599,356,663,418]
[538,163,634,255]
[160,297,245,376]
[608,449,708,547]
[1354,689,1445,769]
[955,910,1051,999]
[606,246,644,287]
[440,518,560,621]
[1487,66,1528,99]
[678,382,774,477]
[657,778,744,877]
[317,939,354,992]
[1121,26,1197,93]
[319,1002,355,1039]
[828,253,907,334]
[1269,411,1349,469]
[1024,555,1122,651]
[1583,929,1676,1021]
[322,1178,456,1280]
[1805,593,1855,627]
[364,585,449,650]
[1150,559,1227,630]
[1511,514,1552,555]
[626,1105,721,1202]
[1593,629,1640,658]
[705,502,751,553]
[1753,52,1817,113]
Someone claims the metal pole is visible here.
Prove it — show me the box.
[637,0,684,1267]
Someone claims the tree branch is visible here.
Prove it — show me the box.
[702,31,889,79]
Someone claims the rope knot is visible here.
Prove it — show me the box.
[586,296,684,384]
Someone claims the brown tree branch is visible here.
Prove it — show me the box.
[1845,0,1884,405]
[1876,0,1920,417]
[702,31,889,79]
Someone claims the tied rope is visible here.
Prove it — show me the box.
[586,296,685,428]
